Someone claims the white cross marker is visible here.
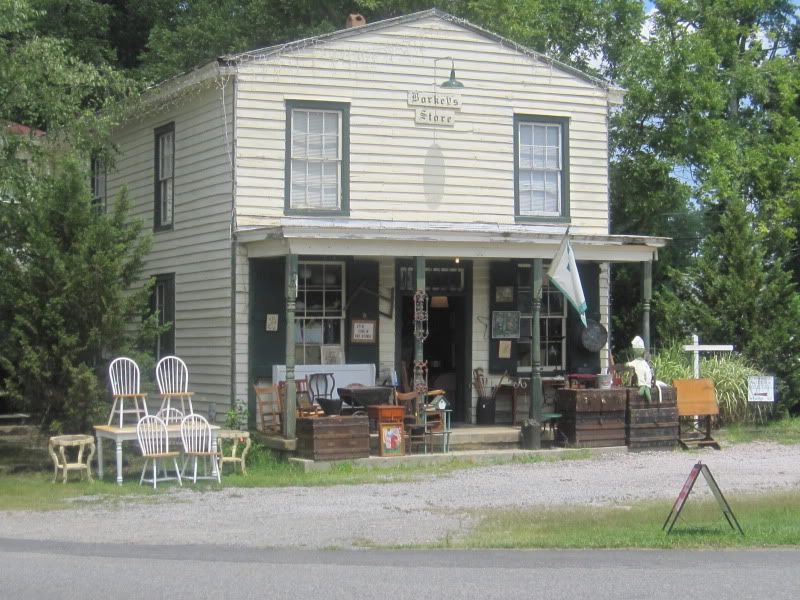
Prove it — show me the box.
[682,334,734,378]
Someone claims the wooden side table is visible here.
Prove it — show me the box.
[48,434,95,483]
[216,430,251,475]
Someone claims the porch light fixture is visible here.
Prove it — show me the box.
[438,57,464,89]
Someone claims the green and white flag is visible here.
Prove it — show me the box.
[547,233,587,327]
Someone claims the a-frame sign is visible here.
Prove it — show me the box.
[662,461,744,535]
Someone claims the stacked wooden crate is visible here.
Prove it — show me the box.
[295,415,369,461]
[555,388,627,448]
[626,386,679,450]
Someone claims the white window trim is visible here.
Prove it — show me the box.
[517,121,563,217]
[289,109,342,211]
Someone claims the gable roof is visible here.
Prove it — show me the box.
[223,8,614,91]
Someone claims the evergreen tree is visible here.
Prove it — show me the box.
[0,144,158,431]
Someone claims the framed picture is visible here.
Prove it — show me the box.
[351,319,376,344]
[265,313,279,332]
[498,339,512,359]
[321,345,344,365]
[492,310,521,339]
[495,286,514,304]
[379,423,404,456]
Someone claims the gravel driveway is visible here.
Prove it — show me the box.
[2,442,798,549]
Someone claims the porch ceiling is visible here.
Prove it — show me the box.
[237,219,669,262]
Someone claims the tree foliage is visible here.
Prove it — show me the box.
[0,143,158,431]
[3,0,800,419]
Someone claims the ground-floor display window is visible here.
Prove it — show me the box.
[295,261,345,364]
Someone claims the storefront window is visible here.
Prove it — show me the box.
[294,261,345,364]
[516,264,566,372]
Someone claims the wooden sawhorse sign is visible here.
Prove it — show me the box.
[674,378,721,449]
[663,461,743,535]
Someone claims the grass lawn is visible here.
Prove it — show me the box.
[456,490,800,549]
[718,417,800,445]
[0,443,591,511]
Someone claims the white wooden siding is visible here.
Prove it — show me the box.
[234,16,610,234]
[378,257,396,381]
[234,244,250,404]
[110,82,234,421]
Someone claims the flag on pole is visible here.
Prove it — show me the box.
[547,233,587,327]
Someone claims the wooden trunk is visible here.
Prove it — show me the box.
[555,389,627,448]
[295,415,369,461]
[626,386,679,450]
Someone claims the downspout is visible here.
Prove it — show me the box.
[226,69,239,422]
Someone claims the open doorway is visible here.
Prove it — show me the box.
[399,293,469,422]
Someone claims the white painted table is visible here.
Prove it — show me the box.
[94,423,219,485]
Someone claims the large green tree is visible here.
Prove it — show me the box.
[1,0,154,429]
[610,0,800,410]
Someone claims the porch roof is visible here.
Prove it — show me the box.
[237,219,669,263]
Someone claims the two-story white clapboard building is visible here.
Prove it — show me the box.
[106,9,666,432]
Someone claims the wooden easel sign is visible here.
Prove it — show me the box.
[663,461,744,535]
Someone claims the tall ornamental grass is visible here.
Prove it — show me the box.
[652,342,766,425]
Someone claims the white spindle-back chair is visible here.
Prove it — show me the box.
[156,406,184,425]
[180,414,220,484]
[136,415,182,488]
[108,357,148,427]
[155,356,194,415]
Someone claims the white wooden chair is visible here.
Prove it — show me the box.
[156,406,184,425]
[180,414,220,484]
[155,356,194,416]
[108,357,148,427]
[136,415,182,488]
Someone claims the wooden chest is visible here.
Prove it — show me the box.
[626,386,679,450]
[556,388,627,448]
[295,415,369,461]
[366,404,406,433]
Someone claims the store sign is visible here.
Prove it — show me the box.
[407,90,461,108]
[414,108,456,126]
[408,90,461,127]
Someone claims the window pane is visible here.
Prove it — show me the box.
[520,123,532,146]
[161,180,173,224]
[546,125,559,146]
[307,112,324,158]
[534,125,547,146]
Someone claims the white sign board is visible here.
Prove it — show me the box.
[747,376,775,402]
[414,108,456,126]
[407,91,461,109]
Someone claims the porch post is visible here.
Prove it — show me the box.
[415,256,425,365]
[642,260,652,353]
[284,254,298,439]
[414,257,427,414]
[526,258,543,449]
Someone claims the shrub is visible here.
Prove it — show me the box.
[652,341,766,425]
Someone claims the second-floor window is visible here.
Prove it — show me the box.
[91,156,106,212]
[515,115,569,220]
[154,123,175,230]
[286,101,349,214]
[152,273,175,359]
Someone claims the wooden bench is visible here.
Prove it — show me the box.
[674,378,721,450]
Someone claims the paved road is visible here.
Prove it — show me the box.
[1,538,798,600]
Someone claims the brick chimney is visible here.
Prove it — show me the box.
[345,13,366,28]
